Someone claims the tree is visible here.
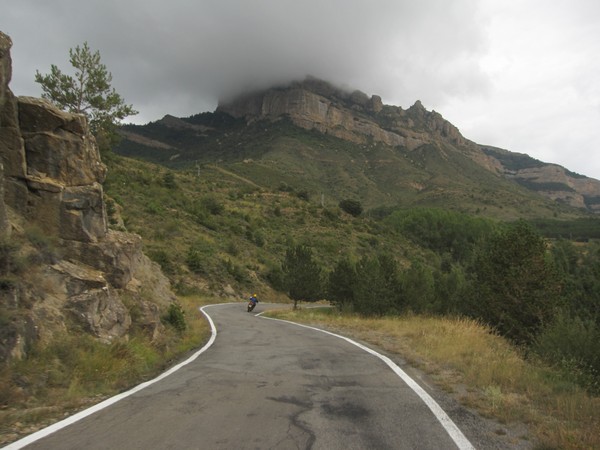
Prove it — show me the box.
[401,260,435,313]
[327,257,357,309]
[468,221,562,344]
[35,42,137,149]
[354,254,401,315]
[282,245,323,309]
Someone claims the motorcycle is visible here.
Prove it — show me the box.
[247,301,257,312]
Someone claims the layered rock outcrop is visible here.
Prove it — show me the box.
[217,77,468,151]
[482,146,600,213]
[217,77,600,213]
[0,32,174,361]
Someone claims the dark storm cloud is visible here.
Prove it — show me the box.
[3,0,489,122]
[3,0,600,179]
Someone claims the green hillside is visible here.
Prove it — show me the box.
[116,116,582,221]
[102,150,422,298]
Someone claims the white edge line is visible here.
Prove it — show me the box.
[259,314,475,450]
[3,304,221,450]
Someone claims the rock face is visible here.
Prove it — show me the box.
[482,146,600,213]
[217,77,467,151]
[0,32,174,361]
[218,77,600,214]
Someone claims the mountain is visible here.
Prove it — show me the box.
[117,77,600,218]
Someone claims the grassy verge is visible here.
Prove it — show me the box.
[266,307,599,450]
[0,295,212,446]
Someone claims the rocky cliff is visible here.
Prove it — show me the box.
[482,146,600,213]
[0,32,175,363]
[217,77,469,152]
[217,77,600,214]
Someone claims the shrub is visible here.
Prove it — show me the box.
[148,249,175,275]
[185,248,205,274]
[339,199,363,217]
[163,172,177,189]
[321,208,339,222]
[163,302,186,332]
[297,190,310,201]
[224,259,246,282]
[533,311,600,392]
[25,226,61,263]
[202,196,224,215]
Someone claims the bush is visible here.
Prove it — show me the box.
[163,302,186,332]
[339,199,363,217]
[25,226,61,264]
[148,249,175,275]
[202,196,224,215]
[185,248,205,274]
[533,312,600,392]
[163,172,177,189]
[224,259,247,282]
[297,190,310,201]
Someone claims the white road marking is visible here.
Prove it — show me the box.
[3,305,219,450]
[259,314,476,450]
[4,304,475,450]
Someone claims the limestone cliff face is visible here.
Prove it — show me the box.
[217,78,600,213]
[0,32,174,362]
[217,78,468,151]
[513,165,600,212]
[216,78,501,177]
[482,146,600,213]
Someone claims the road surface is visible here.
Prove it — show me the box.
[10,303,477,449]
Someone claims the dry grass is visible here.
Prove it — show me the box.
[267,308,600,450]
[0,294,211,446]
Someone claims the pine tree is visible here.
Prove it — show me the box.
[35,42,137,149]
[282,245,323,309]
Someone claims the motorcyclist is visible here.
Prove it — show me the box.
[249,293,259,306]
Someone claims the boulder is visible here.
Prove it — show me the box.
[18,96,106,186]
[369,95,383,113]
[18,96,86,134]
[60,183,108,242]
[65,287,131,342]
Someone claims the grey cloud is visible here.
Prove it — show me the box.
[4,0,598,179]
[3,0,490,122]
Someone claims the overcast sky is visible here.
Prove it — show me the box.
[3,0,600,179]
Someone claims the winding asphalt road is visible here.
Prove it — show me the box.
[8,303,476,450]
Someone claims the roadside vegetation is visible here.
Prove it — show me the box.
[3,151,599,448]
[266,308,599,450]
[102,152,599,446]
[0,294,211,445]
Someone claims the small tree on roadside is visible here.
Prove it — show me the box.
[35,42,137,151]
[282,244,323,309]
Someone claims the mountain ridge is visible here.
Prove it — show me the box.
[118,77,600,216]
